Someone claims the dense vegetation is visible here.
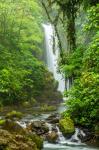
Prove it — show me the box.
[0,0,98,134]
[64,4,99,130]
[42,0,99,131]
[0,0,60,106]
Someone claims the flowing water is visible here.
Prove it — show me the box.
[43,24,65,92]
[18,112,98,150]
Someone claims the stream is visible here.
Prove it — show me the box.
[17,104,98,150]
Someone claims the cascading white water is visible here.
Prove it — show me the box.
[17,114,98,150]
[43,24,65,92]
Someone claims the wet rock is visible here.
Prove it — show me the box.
[52,126,58,132]
[77,128,92,142]
[77,130,85,141]
[46,113,60,124]
[59,117,75,137]
[71,139,79,143]
[46,131,58,143]
[27,120,49,135]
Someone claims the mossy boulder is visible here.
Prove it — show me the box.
[0,119,5,126]
[6,110,23,120]
[22,99,37,107]
[59,117,75,137]
[1,119,25,134]
[22,101,31,107]
[0,129,38,150]
[27,133,43,149]
[40,104,57,112]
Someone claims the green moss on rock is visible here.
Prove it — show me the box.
[6,111,23,120]
[0,120,5,126]
[2,119,25,134]
[0,129,38,150]
[40,104,57,112]
[28,133,43,149]
[59,117,75,136]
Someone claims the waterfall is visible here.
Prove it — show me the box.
[43,24,65,92]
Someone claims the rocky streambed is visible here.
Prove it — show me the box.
[0,106,99,150]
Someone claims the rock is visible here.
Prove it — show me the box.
[40,104,57,112]
[46,113,60,124]
[71,139,79,143]
[0,129,38,150]
[6,110,23,120]
[27,132,43,149]
[2,119,25,134]
[27,121,49,135]
[52,126,58,132]
[46,131,58,143]
[59,117,75,137]
[0,119,5,127]
[78,128,93,142]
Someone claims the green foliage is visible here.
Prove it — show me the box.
[60,46,84,78]
[63,4,99,130]
[0,0,59,105]
[83,33,99,73]
[66,72,99,127]
[84,4,99,32]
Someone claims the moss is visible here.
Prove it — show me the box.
[0,101,3,111]
[2,120,25,134]
[22,101,31,107]
[0,120,5,126]
[22,99,37,108]
[95,124,99,135]
[40,104,57,112]
[6,111,23,120]
[0,129,38,150]
[28,133,43,149]
[59,117,75,136]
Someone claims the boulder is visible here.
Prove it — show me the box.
[6,110,23,120]
[52,126,58,132]
[27,121,49,135]
[27,132,43,149]
[46,131,58,143]
[59,117,75,137]
[0,129,38,150]
[1,119,25,134]
[46,113,60,124]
